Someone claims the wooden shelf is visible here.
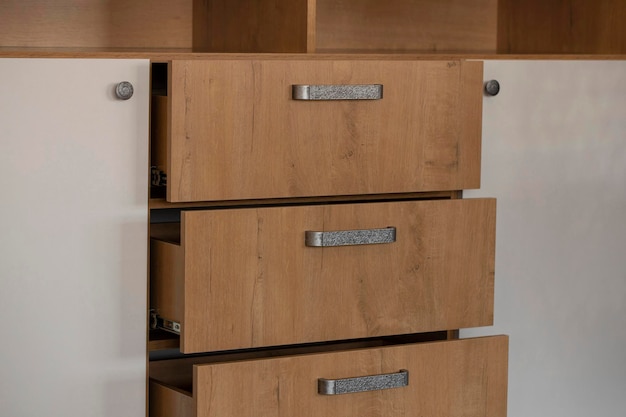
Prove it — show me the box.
[2,0,625,55]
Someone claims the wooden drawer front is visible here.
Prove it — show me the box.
[165,58,483,202]
[150,336,508,417]
[151,198,495,353]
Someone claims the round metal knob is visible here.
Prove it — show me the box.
[484,80,500,96]
[115,81,134,100]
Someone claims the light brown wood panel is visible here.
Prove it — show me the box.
[3,0,625,54]
[315,0,498,53]
[2,50,625,60]
[498,0,626,54]
[150,381,194,417]
[306,0,318,52]
[192,0,310,52]
[151,198,495,353]
[151,240,184,325]
[0,0,192,49]
[166,58,483,202]
[150,336,508,417]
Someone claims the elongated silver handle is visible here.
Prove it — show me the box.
[292,84,383,100]
[318,369,409,395]
[305,227,396,247]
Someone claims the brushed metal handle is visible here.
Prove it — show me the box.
[292,84,383,100]
[305,227,396,247]
[318,369,409,395]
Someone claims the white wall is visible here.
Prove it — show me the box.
[464,60,626,417]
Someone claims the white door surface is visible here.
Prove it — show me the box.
[0,59,149,417]
[465,60,626,417]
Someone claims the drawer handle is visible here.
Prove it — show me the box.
[292,84,383,100]
[318,369,409,395]
[305,227,396,247]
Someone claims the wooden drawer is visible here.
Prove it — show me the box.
[153,58,483,202]
[149,336,508,417]
[151,198,496,353]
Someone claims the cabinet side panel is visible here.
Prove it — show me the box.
[0,58,149,417]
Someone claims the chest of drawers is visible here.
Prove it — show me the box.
[15,1,626,416]
[3,2,626,416]
[148,54,507,416]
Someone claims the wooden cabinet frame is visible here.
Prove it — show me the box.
[3,1,624,417]
[1,0,625,54]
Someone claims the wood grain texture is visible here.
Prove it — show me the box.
[193,0,309,52]
[0,0,192,49]
[307,0,318,53]
[2,50,623,61]
[461,59,484,187]
[315,0,498,53]
[151,198,496,353]
[149,381,194,417]
[151,240,185,325]
[167,59,483,202]
[498,0,626,53]
[190,336,508,417]
[2,0,625,54]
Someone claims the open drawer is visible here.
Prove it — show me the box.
[150,198,496,353]
[149,335,508,417]
[152,57,483,202]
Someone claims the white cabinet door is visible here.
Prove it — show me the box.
[0,59,149,417]
[465,61,626,417]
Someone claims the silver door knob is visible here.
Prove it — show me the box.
[115,81,134,100]
[484,80,500,96]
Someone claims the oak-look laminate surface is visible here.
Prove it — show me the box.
[166,58,483,202]
[151,198,496,353]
